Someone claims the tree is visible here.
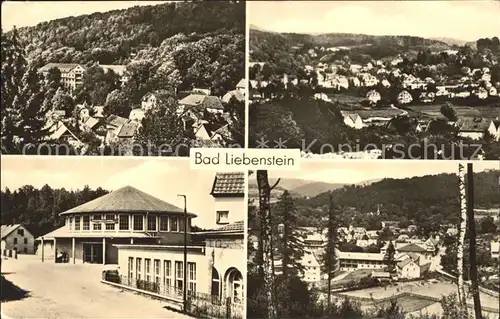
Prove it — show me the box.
[480,216,497,234]
[256,170,280,319]
[104,89,131,118]
[81,65,120,105]
[320,192,339,313]
[134,93,192,156]
[384,241,396,273]
[440,103,457,121]
[275,190,305,279]
[52,87,75,115]
[224,97,245,147]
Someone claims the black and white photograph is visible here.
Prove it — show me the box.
[247,162,500,319]
[1,1,245,156]
[248,1,500,160]
[1,156,245,319]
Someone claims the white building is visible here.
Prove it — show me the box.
[491,241,499,259]
[366,90,381,104]
[301,251,322,284]
[38,63,86,94]
[336,250,385,271]
[1,224,35,254]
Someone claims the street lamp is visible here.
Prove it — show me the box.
[177,194,188,314]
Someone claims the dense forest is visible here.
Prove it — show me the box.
[1,185,109,238]
[249,169,500,234]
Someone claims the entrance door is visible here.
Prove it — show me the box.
[83,243,103,264]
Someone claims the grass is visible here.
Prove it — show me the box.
[370,295,437,313]
[408,104,500,119]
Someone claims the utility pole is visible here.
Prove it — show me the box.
[178,194,188,314]
[457,163,467,309]
[466,163,482,319]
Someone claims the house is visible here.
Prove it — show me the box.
[489,241,500,259]
[193,121,230,146]
[235,78,246,95]
[366,90,381,104]
[397,258,420,279]
[1,224,35,254]
[381,79,391,88]
[301,251,322,284]
[341,111,364,129]
[474,87,488,99]
[457,117,496,140]
[419,92,435,103]
[208,172,244,230]
[99,64,128,85]
[81,116,100,132]
[38,63,86,94]
[314,93,331,102]
[45,120,83,148]
[350,64,363,74]
[36,185,196,264]
[109,173,244,316]
[222,90,244,104]
[129,108,146,122]
[93,106,105,118]
[396,243,433,265]
[140,90,173,112]
[397,90,413,104]
[178,94,224,115]
[336,250,385,271]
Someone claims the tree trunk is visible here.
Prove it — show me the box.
[257,170,277,319]
[466,164,482,319]
[457,163,467,315]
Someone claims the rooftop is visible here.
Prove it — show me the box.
[210,172,245,197]
[1,224,22,239]
[59,186,195,216]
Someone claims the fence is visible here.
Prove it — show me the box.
[102,272,243,319]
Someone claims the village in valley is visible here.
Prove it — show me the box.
[1,1,245,156]
[1,158,245,319]
[248,1,500,160]
[247,163,500,319]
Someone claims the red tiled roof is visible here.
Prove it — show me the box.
[210,172,245,197]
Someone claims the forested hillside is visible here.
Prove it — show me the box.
[249,170,500,233]
[10,1,245,95]
[1,185,109,237]
[250,28,450,66]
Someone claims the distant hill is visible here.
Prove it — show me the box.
[290,182,345,198]
[430,37,468,47]
[250,29,451,63]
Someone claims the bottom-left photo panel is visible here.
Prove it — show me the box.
[0,156,246,319]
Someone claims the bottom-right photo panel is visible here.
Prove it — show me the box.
[247,161,500,319]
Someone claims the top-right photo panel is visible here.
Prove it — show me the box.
[248,1,500,160]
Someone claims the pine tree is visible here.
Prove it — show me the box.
[320,192,339,312]
[1,27,27,152]
[17,63,51,145]
[384,241,396,273]
[275,190,305,278]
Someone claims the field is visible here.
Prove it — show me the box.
[408,104,500,119]
[370,295,437,313]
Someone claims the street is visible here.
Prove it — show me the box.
[1,255,192,319]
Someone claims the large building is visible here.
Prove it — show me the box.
[112,172,245,315]
[38,63,86,93]
[36,186,196,264]
[1,224,35,254]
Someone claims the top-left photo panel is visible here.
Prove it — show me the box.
[1,0,246,156]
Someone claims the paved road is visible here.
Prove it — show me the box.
[1,256,191,318]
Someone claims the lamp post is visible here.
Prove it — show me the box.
[177,194,188,314]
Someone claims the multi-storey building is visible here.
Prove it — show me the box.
[38,63,86,94]
[36,185,195,264]
[1,224,35,254]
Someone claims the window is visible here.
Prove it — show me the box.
[17,229,24,236]
[154,259,161,285]
[75,216,80,230]
[136,258,142,281]
[13,238,18,244]
[231,270,243,304]
[145,259,151,282]
[128,257,134,280]
[106,215,115,231]
[216,211,229,224]
[171,217,178,232]
[164,260,172,287]
[133,215,143,231]
[93,214,102,221]
[23,238,28,244]
[93,223,102,231]
[147,215,157,231]
[179,218,185,232]
[83,216,90,231]
[119,215,129,230]
[160,216,169,231]
[188,262,196,295]
[211,268,220,297]
[175,261,183,292]
[69,217,73,230]
[23,247,28,253]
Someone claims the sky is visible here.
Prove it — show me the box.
[249,1,500,41]
[1,1,169,31]
[0,156,230,229]
[265,160,500,184]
